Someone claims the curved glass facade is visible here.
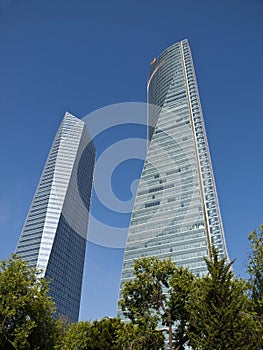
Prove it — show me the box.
[16,112,96,323]
[119,39,229,312]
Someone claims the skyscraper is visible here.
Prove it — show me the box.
[16,112,95,323]
[119,39,228,301]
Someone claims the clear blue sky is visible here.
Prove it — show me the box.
[0,0,262,321]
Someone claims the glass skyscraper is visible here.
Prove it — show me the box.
[16,112,95,323]
[119,39,228,302]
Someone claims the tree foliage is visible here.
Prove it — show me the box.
[119,256,194,350]
[120,248,263,350]
[187,247,261,350]
[247,225,263,313]
[1,224,263,350]
[57,317,164,350]
[247,224,263,348]
[0,254,61,350]
[115,321,164,350]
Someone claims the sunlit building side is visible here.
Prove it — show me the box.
[16,112,95,323]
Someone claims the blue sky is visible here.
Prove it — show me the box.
[0,0,262,321]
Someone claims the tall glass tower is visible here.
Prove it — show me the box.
[119,39,228,300]
[16,112,96,323]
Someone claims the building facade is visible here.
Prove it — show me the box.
[16,112,95,323]
[119,39,228,303]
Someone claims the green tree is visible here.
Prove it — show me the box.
[56,321,93,350]
[247,224,263,348]
[187,247,260,350]
[119,256,195,350]
[57,317,164,350]
[0,254,61,350]
[247,225,263,315]
[115,321,164,350]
